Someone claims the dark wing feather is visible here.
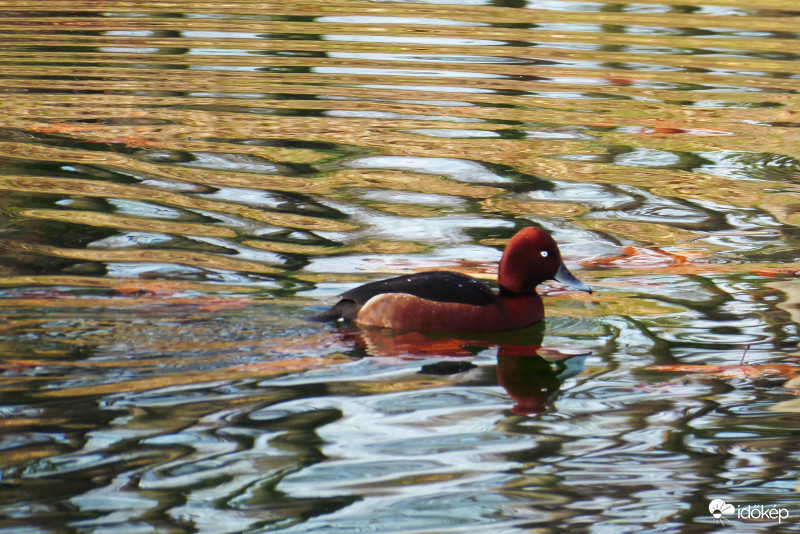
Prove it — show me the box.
[342,271,496,306]
[311,271,496,322]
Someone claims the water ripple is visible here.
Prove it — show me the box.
[2,0,800,532]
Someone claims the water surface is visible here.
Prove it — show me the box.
[1,0,800,532]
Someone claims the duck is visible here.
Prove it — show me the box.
[312,226,591,332]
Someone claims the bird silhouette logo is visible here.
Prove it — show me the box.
[709,499,736,524]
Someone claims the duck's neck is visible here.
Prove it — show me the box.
[498,285,528,298]
[498,259,537,296]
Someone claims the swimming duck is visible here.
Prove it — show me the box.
[313,227,591,332]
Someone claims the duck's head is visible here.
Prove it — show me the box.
[497,227,592,295]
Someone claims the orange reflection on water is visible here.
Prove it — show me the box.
[334,325,588,414]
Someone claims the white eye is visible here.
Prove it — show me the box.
[541,251,549,258]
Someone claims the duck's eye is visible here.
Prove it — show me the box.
[541,251,549,258]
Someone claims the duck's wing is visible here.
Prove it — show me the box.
[342,271,496,306]
[312,271,496,322]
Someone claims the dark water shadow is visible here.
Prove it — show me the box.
[329,323,590,414]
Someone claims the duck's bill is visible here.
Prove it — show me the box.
[554,263,592,293]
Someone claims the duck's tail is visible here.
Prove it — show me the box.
[308,299,360,322]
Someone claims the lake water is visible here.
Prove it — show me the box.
[1,0,800,532]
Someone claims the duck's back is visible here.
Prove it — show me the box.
[314,271,496,322]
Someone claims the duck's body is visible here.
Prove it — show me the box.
[317,270,544,332]
[314,227,591,332]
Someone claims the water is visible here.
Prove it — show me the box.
[1,0,800,531]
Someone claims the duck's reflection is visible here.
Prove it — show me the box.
[335,325,588,414]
